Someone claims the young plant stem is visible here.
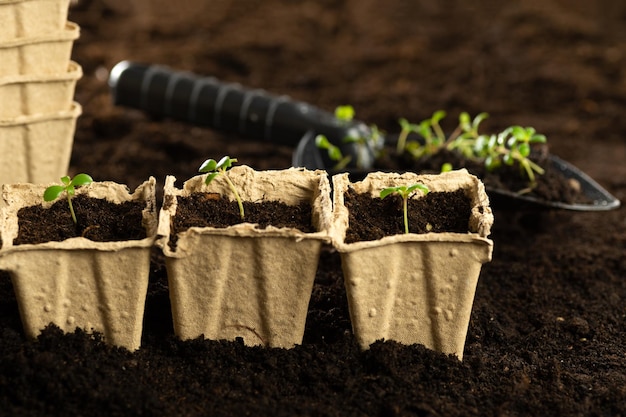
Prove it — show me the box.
[224,174,245,219]
[67,195,78,224]
[402,195,409,234]
[43,174,94,225]
[380,183,429,234]
[199,156,245,219]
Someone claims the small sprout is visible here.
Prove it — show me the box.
[335,105,384,168]
[380,183,429,234]
[396,118,420,155]
[43,174,94,224]
[199,156,245,219]
[334,105,355,122]
[403,110,447,158]
[441,162,453,173]
[316,105,383,170]
[315,134,352,170]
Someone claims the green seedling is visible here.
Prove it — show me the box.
[401,111,547,184]
[334,104,355,122]
[472,125,546,183]
[404,110,447,159]
[199,156,245,219]
[43,173,94,224]
[316,105,384,170]
[396,118,421,155]
[380,183,429,234]
[440,162,454,173]
[315,134,352,170]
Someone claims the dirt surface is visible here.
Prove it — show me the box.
[344,189,472,242]
[1,0,626,415]
[15,195,147,244]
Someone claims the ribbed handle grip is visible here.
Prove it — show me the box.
[108,61,364,147]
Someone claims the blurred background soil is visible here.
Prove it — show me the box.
[1,1,625,415]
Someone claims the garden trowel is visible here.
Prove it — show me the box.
[108,61,620,211]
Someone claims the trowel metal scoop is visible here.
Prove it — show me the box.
[108,61,620,211]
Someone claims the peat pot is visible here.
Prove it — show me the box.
[331,169,494,359]
[0,21,79,77]
[0,0,71,41]
[0,60,81,118]
[0,102,81,184]
[157,166,332,348]
[0,177,157,351]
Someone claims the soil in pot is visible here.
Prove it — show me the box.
[168,193,315,249]
[343,187,472,243]
[14,194,147,244]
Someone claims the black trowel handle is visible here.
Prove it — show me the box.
[108,61,364,147]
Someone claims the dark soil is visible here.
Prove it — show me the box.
[172,193,315,232]
[169,193,315,249]
[344,189,472,242]
[1,0,626,416]
[14,195,148,245]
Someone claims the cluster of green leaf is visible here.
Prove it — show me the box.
[398,111,547,183]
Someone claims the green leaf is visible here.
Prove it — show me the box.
[459,112,470,128]
[380,187,398,199]
[216,156,235,170]
[335,105,355,122]
[43,185,65,202]
[530,134,547,143]
[506,136,518,148]
[509,126,526,138]
[418,121,432,139]
[328,147,343,161]
[204,172,220,185]
[407,183,429,195]
[472,112,489,130]
[342,134,360,144]
[199,158,218,172]
[485,155,500,171]
[518,142,531,157]
[315,135,330,149]
[431,110,446,124]
[71,173,93,187]
[60,176,71,186]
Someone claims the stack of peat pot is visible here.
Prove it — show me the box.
[0,0,81,184]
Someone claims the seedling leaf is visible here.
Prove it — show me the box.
[379,187,397,199]
[43,185,65,202]
[335,105,355,122]
[43,173,94,224]
[71,173,94,187]
[199,156,245,219]
[380,183,429,234]
[199,158,218,172]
